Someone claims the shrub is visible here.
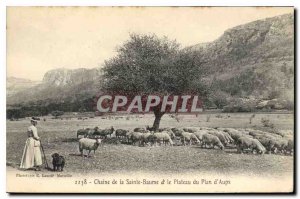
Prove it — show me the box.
[51,110,64,119]
[261,117,274,128]
[209,91,231,109]
[223,98,257,112]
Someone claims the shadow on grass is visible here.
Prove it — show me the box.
[61,138,78,143]
[6,161,19,168]
[7,162,54,172]
[69,153,95,158]
[190,145,239,154]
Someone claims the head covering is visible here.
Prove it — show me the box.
[30,117,38,123]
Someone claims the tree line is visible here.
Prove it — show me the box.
[7,98,95,119]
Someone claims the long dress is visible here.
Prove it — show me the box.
[20,125,43,169]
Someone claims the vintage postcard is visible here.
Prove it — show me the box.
[6,7,294,193]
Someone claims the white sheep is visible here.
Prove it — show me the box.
[183,127,199,133]
[79,138,102,157]
[202,133,224,150]
[153,132,173,146]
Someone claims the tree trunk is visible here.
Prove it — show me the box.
[152,109,165,131]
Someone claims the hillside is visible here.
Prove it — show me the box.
[7,77,40,97]
[189,13,294,108]
[7,68,102,105]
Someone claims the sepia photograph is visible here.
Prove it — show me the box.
[6,6,294,193]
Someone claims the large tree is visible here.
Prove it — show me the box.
[101,33,207,130]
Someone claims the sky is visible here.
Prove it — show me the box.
[7,7,293,81]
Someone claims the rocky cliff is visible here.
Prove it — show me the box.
[190,13,294,105]
[7,68,102,104]
[42,68,101,86]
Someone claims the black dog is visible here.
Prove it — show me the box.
[51,153,65,172]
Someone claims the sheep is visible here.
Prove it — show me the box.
[261,137,289,154]
[236,137,266,154]
[158,127,171,132]
[77,128,90,138]
[183,127,199,133]
[223,129,252,144]
[285,139,294,155]
[167,131,176,140]
[78,138,102,157]
[101,126,114,137]
[272,138,289,153]
[171,128,184,136]
[252,139,266,154]
[181,132,200,145]
[200,127,214,130]
[225,131,243,144]
[279,130,293,139]
[161,129,176,139]
[201,134,224,150]
[222,128,240,135]
[212,129,234,141]
[208,131,228,146]
[256,137,274,153]
[93,126,114,138]
[146,125,156,132]
[92,128,105,138]
[221,131,234,144]
[283,133,293,140]
[248,130,264,137]
[233,128,249,136]
[85,127,100,138]
[134,127,147,133]
[267,133,283,139]
[125,131,134,143]
[217,128,254,145]
[253,134,289,154]
[153,132,173,146]
[141,131,155,146]
[193,130,207,143]
[130,132,144,146]
[252,133,273,141]
[249,130,282,140]
[115,129,128,139]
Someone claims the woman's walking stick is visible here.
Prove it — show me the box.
[40,141,49,169]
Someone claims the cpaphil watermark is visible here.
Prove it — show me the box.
[95,95,203,113]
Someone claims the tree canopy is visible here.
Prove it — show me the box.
[101,33,208,129]
[102,33,207,96]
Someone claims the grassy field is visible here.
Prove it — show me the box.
[6,112,294,178]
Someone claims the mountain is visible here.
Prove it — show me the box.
[42,68,100,86]
[189,13,294,106]
[7,68,102,105]
[192,13,293,77]
[7,77,40,98]
[7,13,294,111]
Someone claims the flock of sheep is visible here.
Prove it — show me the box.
[76,125,294,157]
